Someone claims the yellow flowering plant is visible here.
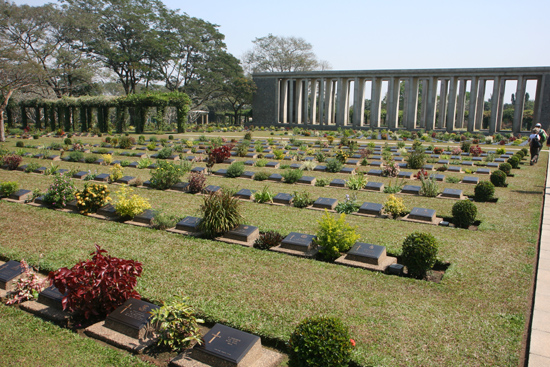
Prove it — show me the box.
[383,194,408,219]
[101,154,113,165]
[109,163,123,183]
[75,183,111,214]
[114,187,151,219]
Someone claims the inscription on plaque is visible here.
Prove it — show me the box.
[346,243,386,265]
[133,209,155,224]
[281,232,316,252]
[224,225,259,242]
[313,197,338,210]
[408,207,436,222]
[38,285,64,310]
[358,202,383,216]
[105,298,159,339]
[175,216,201,232]
[273,193,293,205]
[0,260,24,290]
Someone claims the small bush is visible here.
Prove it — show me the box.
[420,176,439,197]
[138,158,153,169]
[325,158,343,173]
[15,141,25,147]
[346,173,367,190]
[199,190,243,238]
[226,162,245,178]
[253,171,269,181]
[384,194,407,219]
[452,200,477,229]
[187,172,207,193]
[118,136,136,149]
[49,245,142,319]
[0,181,19,197]
[208,145,232,164]
[293,191,314,208]
[254,231,284,250]
[2,154,23,170]
[101,154,113,165]
[157,147,173,159]
[402,232,439,279]
[490,170,507,187]
[474,181,495,202]
[499,162,512,175]
[288,316,353,367]
[64,138,72,145]
[150,161,187,190]
[406,149,426,169]
[151,211,179,230]
[114,186,151,219]
[75,183,111,214]
[253,185,273,203]
[44,173,76,208]
[255,158,268,167]
[383,178,404,194]
[445,176,460,184]
[315,178,330,187]
[149,297,204,352]
[282,168,303,184]
[335,194,360,214]
[24,162,40,173]
[109,164,123,183]
[84,155,97,163]
[507,155,520,169]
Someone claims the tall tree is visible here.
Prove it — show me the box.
[221,76,256,124]
[242,34,330,74]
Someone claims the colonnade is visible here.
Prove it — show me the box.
[252,67,550,134]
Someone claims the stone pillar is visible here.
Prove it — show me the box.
[280,79,288,124]
[425,77,438,131]
[296,79,303,124]
[386,77,400,129]
[336,78,348,127]
[353,77,365,127]
[319,79,325,125]
[534,76,543,125]
[405,77,419,130]
[310,79,318,125]
[475,79,486,130]
[538,74,550,132]
[489,76,501,135]
[324,79,333,125]
[496,78,506,132]
[446,77,458,132]
[438,79,448,129]
[370,77,382,128]
[456,79,467,129]
[467,77,478,132]
[420,79,429,129]
[513,76,526,134]
[288,79,295,123]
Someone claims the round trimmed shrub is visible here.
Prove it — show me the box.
[490,170,507,187]
[515,150,525,159]
[15,141,24,147]
[507,155,520,169]
[521,147,529,156]
[288,316,353,367]
[498,162,512,175]
[402,232,439,279]
[474,181,495,202]
[452,200,477,229]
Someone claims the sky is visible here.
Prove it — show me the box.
[12,0,550,100]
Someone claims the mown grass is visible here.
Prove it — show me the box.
[0,305,149,367]
[0,135,545,366]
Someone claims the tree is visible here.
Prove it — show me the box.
[0,39,42,141]
[222,76,256,124]
[242,34,329,74]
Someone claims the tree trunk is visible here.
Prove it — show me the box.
[21,106,28,129]
[35,107,41,130]
[0,89,13,142]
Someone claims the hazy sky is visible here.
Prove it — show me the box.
[12,0,549,71]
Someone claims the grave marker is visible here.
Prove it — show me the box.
[440,188,464,199]
[358,202,383,216]
[335,243,397,272]
[280,232,316,252]
[104,298,159,340]
[273,193,293,205]
[222,225,260,244]
[234,189,255,200]
[364,182,384,191]
[0,260,24,290]
[38,285,64,310]
[329,178,347,187]
[401,185,421,195]
[313,197,338,210]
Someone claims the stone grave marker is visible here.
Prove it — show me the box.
[487,162,500,167]
[245,153,258,159]
[367,169,382,176]
[116,176,136,185]
[94,173,110,182]
[437,160,449,165]
[346,159,360,166]
[297,176,316,185]
[189,323,262,367]
[16,164,27,172]
[423,164,434,171]
[313,165,326,171]
[340,167,356,174]
[289,163,301,169]
[190,167,206,173]
[175,216,202,233]
[267,173,282,182]
[364,181,384,191]
[407,207,436,222]
[397,171,412,179]
[104,298,159,340]
[8,189,32,202]
[494,158,505,162]
[223,158,235,164]
[38,285,64,310]
[0,260,24,290]
[369,161,383,167]
[440,188,464,199]
[221,225,260,245]
[448,166,462,172]
[213,169,227,177]
[472,157,483,161]
[234,189,255,200]
[335,243,397,272]
[429,174,445,181]
[96,204,119,218]
[461,161,474,166]
[132,209,155,225]
[280,232,316,252]
[451,155,461,160]
[401,185,421,195]
[265,162,280,169]
[112,160,122,165]
[476,168,491,175]
[313,197,338,210]
[371,155,382,160]
[241,171,255,179]
[329,178,346,187]
[273,193,292,205]
[171,182,190,192]
[244,160,255,166]
[34,167,47,174]
[203,185,222,194]
[461,176,479,184]
[358,202,383,216]
[394,157,404,162]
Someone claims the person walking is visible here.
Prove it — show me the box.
[529,126,542,164]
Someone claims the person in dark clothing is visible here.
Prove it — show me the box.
[529,127,542,165]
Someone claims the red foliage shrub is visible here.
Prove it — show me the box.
[188,171,207,193]
[469,145,483,157]
[49,245,142,319]
[433,147,443,154]
[208,144,233,164]
[415,169,429,179]
[2,154,22,170]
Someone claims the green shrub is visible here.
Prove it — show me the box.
[402,232,439,279]
[445,176,460,184]
[150,161,187,190]
[236,142,249,157]
[474,181,495,202]
[255,158,268,167]
[137,158,153,169]
[151,211,179,230]
[346,173,367,190]
[44,174,77,208]
[384,194,407,219]
[507,155,520,169]
[420,176,439,197]
[335,194,360,214]
[253,186,273,203]
[84,155,98,164]
[325,158,343,173]
[68,151,84,162]
[157,147,172,159]
[490,170,507,187]
[253,171,269,181]
[383,178,405,194]
[0,181,19,197]
[226,162,245,178]
[114,186,151,219]
[75,183,111,214]
[109,164,123,183]
[315,178,330,187]
[293,191,314,208]
[288,316,353,367]
[64,138,72,145]
[198,190,243,238]
[149,297,204,352]
[24,162,40,173]
[317,211,360,261]
[452,200,477,229]
[499,162,512,175]
[521,147,528,156]
[515,150,525,159]
[15,141,24,147]
[282,168,303,184]
[253,231,284,250]
[118,136,136,149]
[406,149,426,169]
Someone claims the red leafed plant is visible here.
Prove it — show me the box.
[2,154,22,170]
[208,144,233,164]
[469,145,483,157]
[415,169,429,179]
[48,245,142,319]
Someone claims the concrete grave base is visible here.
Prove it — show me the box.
[436,193,465,200]
[400,215,444,226]
[2,198,29,204]
[216,235,259,248]
[84,320,158,354]
[270,245,318,259]
[19,300,72,324]
[87,213,122,221]
[335,254,397,272]
[352,212,387,219]
[166,228,203,237]
[124,220,152,228]
[170,347,284,367]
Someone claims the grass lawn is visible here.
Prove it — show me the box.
[0,133,544,366]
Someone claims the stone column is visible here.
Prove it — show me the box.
[467,76,478,132]
[425,77,438,131]
[353,77,365,127]
[533,76,543,125]
[438,79,448,129]
[370,77,382,128]
[456,79,467,129]
[475,79,486,130]
[419,79,429,129]
[324,79,333,125]
[496,78,506,132]
[319,79,325,125]
[288,79,295,124]
[336,78,349,127]
[513,76,527,134]
[489,76,501,135]
[538,74,550,132]
[446,77,458,132]
[310,79,318,125]
[280,79,288,124]
[386,77,400,129]
[296,79,303,124]
[405,77,419,130]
